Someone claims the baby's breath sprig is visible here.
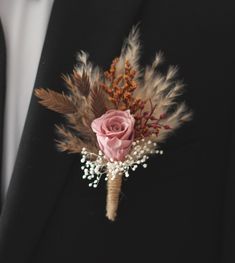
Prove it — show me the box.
[80,138,163,188]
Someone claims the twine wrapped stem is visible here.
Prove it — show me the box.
[106,172,123,221]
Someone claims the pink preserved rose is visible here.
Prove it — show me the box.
[91,110,135,161]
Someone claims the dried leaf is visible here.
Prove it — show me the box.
[35,88,77,114]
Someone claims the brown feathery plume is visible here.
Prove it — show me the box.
[76,51,102,87]
[61,75,80,102]
[34,51,106,154]
[55,124,96,153]
[62,70,90,98]
[65,113,93,137]
[35,73,98,153]
[90,85,107,118]
[72,70,90,97]
[35,88,77,114]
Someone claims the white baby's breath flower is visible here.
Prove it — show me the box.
[80,139,163,188]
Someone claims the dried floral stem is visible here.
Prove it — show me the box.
[101,59,140,112]
[106,172,123,221]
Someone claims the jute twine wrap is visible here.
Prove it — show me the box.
[106,172,123,221]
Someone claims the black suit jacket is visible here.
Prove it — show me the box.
[0,0,234,262]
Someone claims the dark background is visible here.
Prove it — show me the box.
[0,0,234,262]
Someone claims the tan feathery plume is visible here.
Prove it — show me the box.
[54,124,97,153]
[35,88,77,114]
[132,50,192,143]
[76,51,102,87]
[115,25,142,80]
[62,70,90,99]
[35,70,101,153]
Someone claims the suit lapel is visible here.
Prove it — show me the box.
[0,1,78,261]
[0,0,144,261]
[0,20,6,207]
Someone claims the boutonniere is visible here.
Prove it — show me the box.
[35,26,192,221]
